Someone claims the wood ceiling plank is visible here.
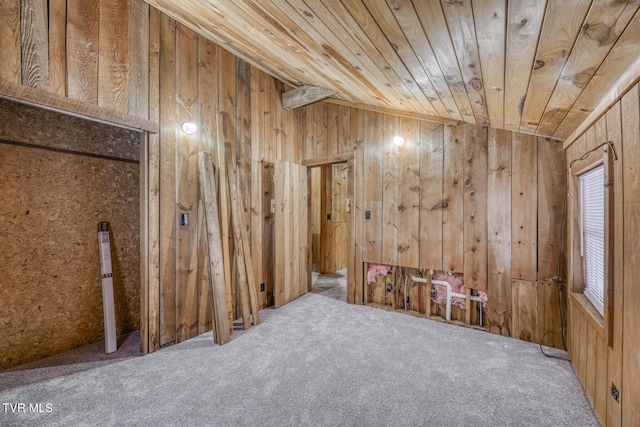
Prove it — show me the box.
[229,0,378,103]
[349,0,460,120]
[558,9,640,144]
[146,0,302,85]
[440,0,489,126]
[321,0,444,117]
[257,0,405,107]
[536,0,639,136]
[519,0,592,135]
[251,0,377,102]
[323,97,459,126]
[472,0,506,129]
[504,0,547,131]
[285,0,426,113]
[411,0,477,124]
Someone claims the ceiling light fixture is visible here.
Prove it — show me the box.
[181,122,197,135]
[393,135,405,147]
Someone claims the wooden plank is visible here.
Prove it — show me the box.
[410,0,476,123]
[537,1,638,137]
[353,0,456,120]
[595,335,608,423]
[382,114,399,266]
[396,117,420,269]
[158,13,176,346]
[511,133,538,281]
[67,0,100,104]
[250,65,265,308]
[128,0,150,119]
[621,84,640,426]
[140,130,150,355]
[301,165,311,295]
[274,160,285,308]
[605,102,623,427]
[98,0,130,112]
[511,279,537,343]
[472,0,506,129]
[487,128,512,337]
[197,37,218,335]
[537,138,566,282]
[315,102,328,159]
[323,98,460,126]
[147,6,161,353]
[353,109,365,304]
[578,311,588,389]
[216,114,234,332]
[236,58,252,241]
[274,80,284,160]
[197,152,231,345]
[558,9,640,144]
[0,0,21,83]
[262,163,275,307]
[284,161,293,303]
[586,325,597,406]
[503,0,546,131]
[48,0,67,96]
[362,111,383,263]
[419,122,444,271]
[227,146,258,328]
[324,104,336,157]
[20,0,49,90]
[292,164,301,299]
[537,280,565,350]
[346,158,355,303]
[282,85,336,110]
[440,0,489,126]
[0,78,159,133]
[302,152,354,167]
[264,74,277,163]
[442,125,464,272]
[519,0,591,135]
[175,23,199,343]
[463,125,488,289]
[340,106,352,154]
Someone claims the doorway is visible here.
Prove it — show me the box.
[309,159,353,302]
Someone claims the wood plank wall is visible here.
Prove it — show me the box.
[566,81,640,426]
[300,106,567,348]
[1,0,309,358]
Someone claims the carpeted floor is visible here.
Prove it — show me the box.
[0,289,598,426]
[310,268,347,301]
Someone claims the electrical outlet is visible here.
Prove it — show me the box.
[386,283,393,293]
[260,283,265,292]
[610,383,620,403]
[365,211,371,220]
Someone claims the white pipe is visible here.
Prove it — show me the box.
[412,275,483,323]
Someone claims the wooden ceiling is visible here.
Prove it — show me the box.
[145,0,640,140]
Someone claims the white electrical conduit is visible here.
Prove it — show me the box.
[409,275,483,325]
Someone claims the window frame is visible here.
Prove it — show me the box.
[568,146,614,346]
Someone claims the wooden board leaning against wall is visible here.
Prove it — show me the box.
[300,104,567,349]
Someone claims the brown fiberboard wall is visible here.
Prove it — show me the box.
[0,99,139,370]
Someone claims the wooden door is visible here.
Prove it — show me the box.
[274,160,311,308]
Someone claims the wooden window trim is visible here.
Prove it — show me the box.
[568,146,614,346]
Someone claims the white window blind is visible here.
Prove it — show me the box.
[580,165,605,316]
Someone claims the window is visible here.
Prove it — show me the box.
[580,165,605,316]
[569,144,615,344]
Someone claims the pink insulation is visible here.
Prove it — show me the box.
[367,263,393,284]
[431,270,488,309]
